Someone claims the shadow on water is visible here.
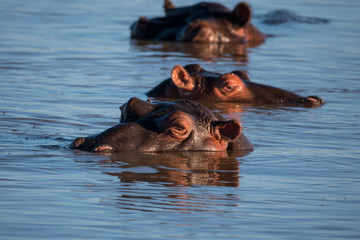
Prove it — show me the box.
[130,39,259,64]
[93,150,252,187]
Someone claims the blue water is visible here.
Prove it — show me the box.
[1,0,360,239]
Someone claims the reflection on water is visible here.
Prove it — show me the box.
[1,0,360,239]
[131,39,250,64]
[88,151,251,214]
[202,101,249,116]
[99,150,251,187]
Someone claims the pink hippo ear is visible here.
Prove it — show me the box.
[212,119,242,142]
[171,65,195,91]
[232,2,252,26]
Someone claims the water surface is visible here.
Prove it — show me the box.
[1,0,359,239]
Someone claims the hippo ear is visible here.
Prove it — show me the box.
[171,65,195,91]
[212,120,242,142]
[232,2,252,26]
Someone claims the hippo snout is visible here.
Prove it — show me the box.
[303,96,324,107]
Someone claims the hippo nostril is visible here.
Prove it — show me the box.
[71,137,85,148]
[121,97,156,122]
[127,97,154,110]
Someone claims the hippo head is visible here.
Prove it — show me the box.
[167,64,254,101]
[178,2,266,44]
[130,1,266,44]
[147,64,324,107]
[70,97,253,153]
[147,64,255,101]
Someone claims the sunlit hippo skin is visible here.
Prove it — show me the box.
[70,97,254,153]
[130,0,266,44]
[147,64,324,107]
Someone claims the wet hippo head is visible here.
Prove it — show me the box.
[70,97,253,153]
[175,2,265,44]
[130,1,266,44]
[147,64,324,107]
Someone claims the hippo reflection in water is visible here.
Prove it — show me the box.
[130,0,266,44]
[147,64,324,107]
[70,97,253,153]
[104,151,247,187]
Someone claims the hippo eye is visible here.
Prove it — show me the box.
[168,124,187,137]
[164,112,192,140]
[223,85,239,92]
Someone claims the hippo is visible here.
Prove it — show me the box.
[146,64,324,107]
[261,9,329,25]
[130,0,266,44]
[70,97,254,153]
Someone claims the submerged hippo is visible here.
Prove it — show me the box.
[70,97,253,153]
[130,0,266,44]
[261,9,329,25]
[147,64,324,107]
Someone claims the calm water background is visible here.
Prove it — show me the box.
[1,0,360,239]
